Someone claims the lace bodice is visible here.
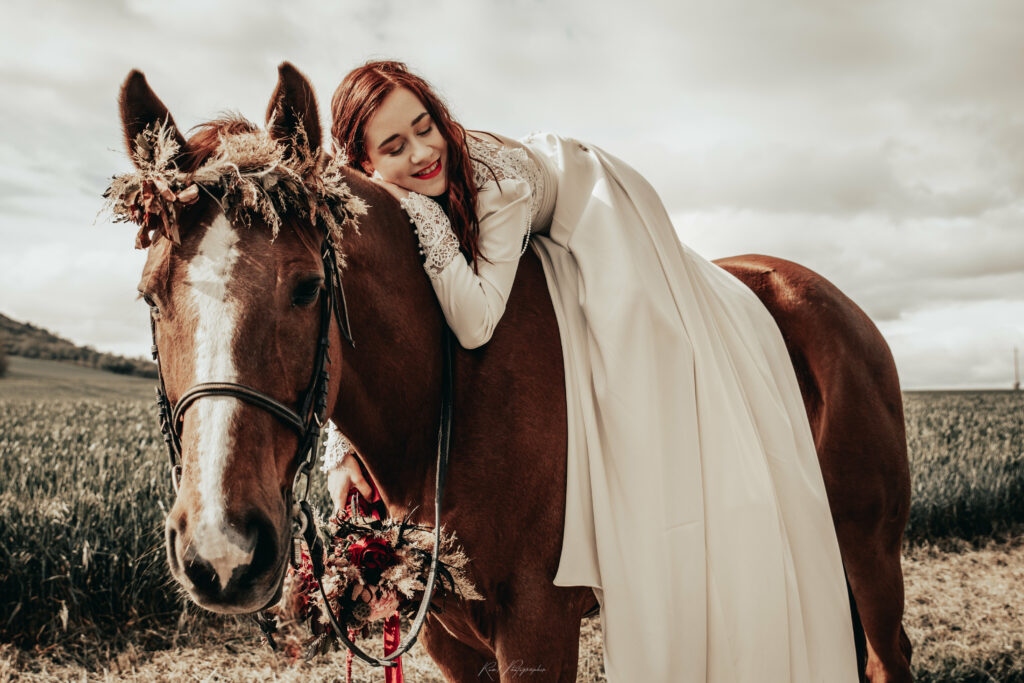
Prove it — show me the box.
[466,134,546,222]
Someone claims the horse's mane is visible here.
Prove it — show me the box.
[103,115,367,263]
[179,114,261,174]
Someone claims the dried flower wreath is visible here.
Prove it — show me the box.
[102,118,367,260]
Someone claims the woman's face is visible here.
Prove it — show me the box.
[361,87,448,197]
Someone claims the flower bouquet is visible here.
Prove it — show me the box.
[264,494,482,663]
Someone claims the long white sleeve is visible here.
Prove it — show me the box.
[401,178,533,349]
[320,419,352,473]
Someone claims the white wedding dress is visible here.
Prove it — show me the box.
[333,132,859,681]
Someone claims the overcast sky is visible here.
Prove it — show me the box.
[2,0,1022,389]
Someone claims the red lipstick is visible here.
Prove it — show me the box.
[413,159,442,180]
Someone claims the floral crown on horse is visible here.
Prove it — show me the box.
[102,117,366,263]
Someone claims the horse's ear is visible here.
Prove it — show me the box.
[266,62,322,162]
[119,70,187,167]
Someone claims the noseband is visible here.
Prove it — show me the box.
[151,233,454,670]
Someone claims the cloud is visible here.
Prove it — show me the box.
[879,300,1024,390]
[672,207,1024,322]
[1,0,1021,388]
[0,233,151,356]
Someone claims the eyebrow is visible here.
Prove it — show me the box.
[377,112,430,150]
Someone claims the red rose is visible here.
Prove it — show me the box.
[361,539,394,570]
[348,539,366,566]
[348,537,394,570]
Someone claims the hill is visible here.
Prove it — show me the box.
[0,355,156,400]
[0,312,156,379]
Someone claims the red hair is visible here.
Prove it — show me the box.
[330,60,489,270]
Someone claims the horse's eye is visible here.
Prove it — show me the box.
[140,292,160,316]
[292,277,323,307]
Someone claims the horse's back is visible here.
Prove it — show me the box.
[716,255,891,366]
[716,255,903,416]
[715,254,909,526]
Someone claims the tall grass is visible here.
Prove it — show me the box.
[0,401,178,649]
[903,391,1024,542]
[0,392,1021,651]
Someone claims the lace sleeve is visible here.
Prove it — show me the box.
[320,420,352,473]
[400,192,461,279]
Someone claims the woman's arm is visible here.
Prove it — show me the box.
[322,420,372,513]
[320,421,354,473]
[401,177,533,349]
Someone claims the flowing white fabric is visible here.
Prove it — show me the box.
[389,131,858,681]
[521,133,858,682]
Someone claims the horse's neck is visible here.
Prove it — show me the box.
[331,186,445,515]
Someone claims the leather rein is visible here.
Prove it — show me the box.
[150,235,454,669]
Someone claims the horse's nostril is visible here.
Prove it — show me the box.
[166,525,180,574]
[166,512,188,575]
[244,512,279,581]
[183,551,220,595]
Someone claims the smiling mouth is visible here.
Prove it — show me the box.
[413,159,442,179]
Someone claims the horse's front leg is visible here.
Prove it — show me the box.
[420,614,495,682]
[491,582,588,683]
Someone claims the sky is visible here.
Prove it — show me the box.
[1,0,1022,390]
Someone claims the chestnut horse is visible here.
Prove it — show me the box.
[118,63,911,682]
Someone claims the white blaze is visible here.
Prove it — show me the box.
[186,214,253,590]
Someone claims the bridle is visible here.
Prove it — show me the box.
[150,229,454,670]
[151,237,350,497]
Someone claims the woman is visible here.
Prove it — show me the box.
[324,60,858,682]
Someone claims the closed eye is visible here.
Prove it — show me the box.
[387,125,433,156]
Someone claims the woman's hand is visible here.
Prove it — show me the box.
[327,452,374,516]
[370,174,411,202]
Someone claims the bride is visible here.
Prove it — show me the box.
[323,59,858,682]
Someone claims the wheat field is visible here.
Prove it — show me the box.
[0,376,1021,681]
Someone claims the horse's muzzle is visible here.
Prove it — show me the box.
[166,507,287,613]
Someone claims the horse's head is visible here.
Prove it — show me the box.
[113,64,364,613]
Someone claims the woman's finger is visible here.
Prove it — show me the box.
[370,176,409,201]
[369,176,393,191]
[327,468,352,513]
[347,459,375,499]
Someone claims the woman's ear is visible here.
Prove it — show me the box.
[361,159,374,176]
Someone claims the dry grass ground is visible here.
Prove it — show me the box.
[2,537,1021,682]
[902,536,1024,682]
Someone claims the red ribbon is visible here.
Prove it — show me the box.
[383,611,404,683]
[344,471,404,683]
